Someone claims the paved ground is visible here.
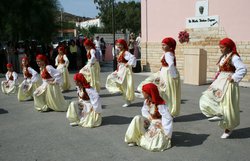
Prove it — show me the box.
[0,62,250,161]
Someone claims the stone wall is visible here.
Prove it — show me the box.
[141,27,250,83]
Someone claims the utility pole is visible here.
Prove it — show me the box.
[61,8,63,38]
[112,0,117,71]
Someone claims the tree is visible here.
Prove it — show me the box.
[0,0,59,42]
[94,0,141,34]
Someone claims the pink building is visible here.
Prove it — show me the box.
[140,0,250,83]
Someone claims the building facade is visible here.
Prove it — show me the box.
[140,0,250,83]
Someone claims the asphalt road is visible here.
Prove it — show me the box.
[0,63,250,161]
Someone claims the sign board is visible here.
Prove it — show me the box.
[186,15,219,28]
[186,0,219,28]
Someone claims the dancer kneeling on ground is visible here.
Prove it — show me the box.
[33,54,68,112]
[17,57,39,101]
[66,73,102,128]
[1,63,18,95]
[106,39,136,107]
[125,83,173,152]
[199,38,247,139]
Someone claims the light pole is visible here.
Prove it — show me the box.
[112,0,117,71]
[60,8,63,37]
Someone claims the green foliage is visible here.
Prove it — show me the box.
[0,0,59,42]
[94,0,141,34]
[61,22,76,29]
[78,26,109,38]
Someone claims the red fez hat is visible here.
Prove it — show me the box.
[73,73,91,88]
[6,63,13,68]
[116,39,128,51]
[162,37,176,53]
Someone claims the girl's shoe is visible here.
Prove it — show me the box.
[221,130,232,139]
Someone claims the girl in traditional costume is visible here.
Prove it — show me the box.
[106,39,136,107]
[1,63,18,95]
[66,73,102,127]
[125,83,173,151]
[33,54,68,112]
[79,39,101,92]
[17,57,39,101]
[199,38,247,138]
[55,46,71,91]
[137,37,181,117]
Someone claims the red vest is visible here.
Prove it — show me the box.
[78,89,90,101]
[87,51,91,60]
[58,55,65,64]
[150,106,162,119]
[41,67,52,79]
[219,53,239,72]
[117,51,128,63]
[23,67,32,78]
[161,53,176,67]
[9,72,14,81]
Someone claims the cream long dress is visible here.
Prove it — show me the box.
[33,65,68,112]
[66,86,102,128]
[79,49,101,92]
[125,100,173,152]
[200,53,247,130]
[137,52,181,117]
[55,54,71,91]
[1,71,18,95]
[17,66,39,101]
[106,51,136,102]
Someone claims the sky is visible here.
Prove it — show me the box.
[58,0,140,18]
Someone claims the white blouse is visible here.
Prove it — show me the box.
[5,71,18,85]
[88,49,97,64]
[123,51,137,67]
[161,52,178,78]
[141,100,173,137]
[42,65,62,84]
[77,87,102,113]
[25,67,39,83]
[55,54,69,67]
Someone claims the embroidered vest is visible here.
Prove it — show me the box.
[41,67,52,79]
[9,72,14,81]
[117,51,128,63]
[149,104,162,119]
[219,53,239,72]
[87,51,91,60]
[161,54,176,67]
[23,67,32,78]
[58,55,65,64]
[78,89,90,101]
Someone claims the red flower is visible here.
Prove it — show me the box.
[178,31,190,44]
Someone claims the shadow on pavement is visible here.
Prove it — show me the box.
[174,113,207,122]
[64,96,78,100]
[100,87,106,90]
[62,89,76,93]
[99,93,122,98]
[131,102,144,107]
[172,131,209,147]
[229,127,250,139]
[102,115,133,126]
[0,108,8,114]
[101,105,107,109]
[181,99,189,104]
